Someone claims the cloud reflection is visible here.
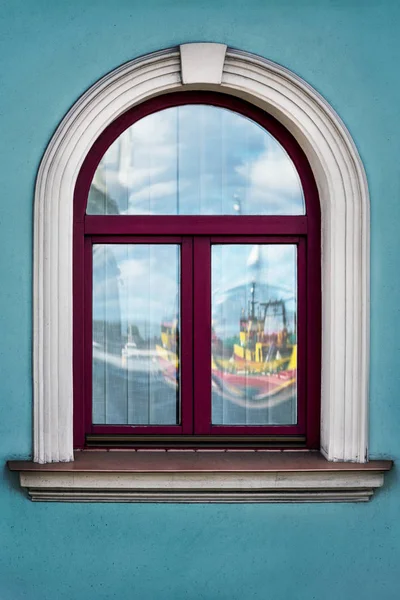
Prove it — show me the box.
[87,105,305,216]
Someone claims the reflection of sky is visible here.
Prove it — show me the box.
[93,243,296,341]
[93,244,179,338]
[212,245,297,338]
[93,244,297,426]
[88,105,305,216]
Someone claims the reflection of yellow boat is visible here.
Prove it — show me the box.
[156,345,179,368]
[213,344,296,375]
[212,290,297,405]
[232,297,295,370]
[156,320,179,388]
[156,345,179,388]
[212,367,296,406]
[156,289,297,406]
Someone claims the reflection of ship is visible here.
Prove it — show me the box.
[121,325,162,365]
[156,320,179,389]
[212,282,296,406]
[155,280,296,407]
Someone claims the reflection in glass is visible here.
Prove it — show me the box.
[212,244,297,425]
[87,105,305,216]
[92,244,180,425]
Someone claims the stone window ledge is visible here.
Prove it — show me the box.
[8,451,392,503]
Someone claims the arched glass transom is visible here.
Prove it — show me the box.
[87,105,305,216]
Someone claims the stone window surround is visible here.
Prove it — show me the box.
[14,43,389,503]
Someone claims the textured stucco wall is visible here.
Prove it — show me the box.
[1,1,399,598]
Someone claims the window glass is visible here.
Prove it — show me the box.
[211,244,297,425]
[92,244,180,425]
[87,105,305,216]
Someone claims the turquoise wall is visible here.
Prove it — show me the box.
[1,0,399,598]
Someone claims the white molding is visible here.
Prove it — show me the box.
[33,43,370,463]
[19,470,383,503]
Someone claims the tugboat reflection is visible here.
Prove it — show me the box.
[210,242,297,425]
[211,283,296,411]
[154,280,297,424]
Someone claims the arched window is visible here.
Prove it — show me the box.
[73,92,321,449]
[27,43,374,470]
[11,44,390,502]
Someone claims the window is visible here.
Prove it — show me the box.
[12,44,389,501]
[73,92,321,450]
[28,43,372,467]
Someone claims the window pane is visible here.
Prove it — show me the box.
[92,244,180,425]
[212,244,297,425]
[87,105,305,216]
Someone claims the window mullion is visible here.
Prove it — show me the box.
[180,237,194,433]
[193,237,212,434]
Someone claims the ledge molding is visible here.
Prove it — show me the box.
[10,452,391,503]
[19,474,384,503]
[34,43,370,463]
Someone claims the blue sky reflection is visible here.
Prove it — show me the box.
[87,105,305,216]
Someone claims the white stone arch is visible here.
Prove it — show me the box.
[34,43,369,463]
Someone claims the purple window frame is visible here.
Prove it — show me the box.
[73,91,321,449]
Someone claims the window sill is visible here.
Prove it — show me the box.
[8,451,392,503]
